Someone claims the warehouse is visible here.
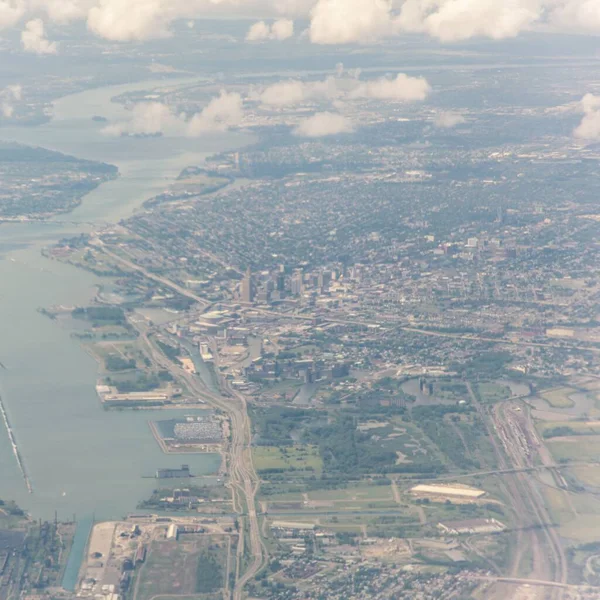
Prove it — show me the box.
[437,518,506,535]
[410,483,486,499]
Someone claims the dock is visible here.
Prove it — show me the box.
[0,393,33,493]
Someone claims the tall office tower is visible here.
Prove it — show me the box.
[497,204,505,224]
[241,267,254,303]
[276,272,286,292]
[291,270,303,296]
[317,271,324,291]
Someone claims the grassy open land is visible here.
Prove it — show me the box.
[57,245,134,276]
[538,421,600,438]
[560,515,600,543]
[541,485,576,528]
[547,435,600,462]
[541,387,577,408]
[475,382,512,404]
[543,486,600,542]
[307,482,395,506]
[135,535,228,600]
[264,481,398,513]
[253,445,323,476]
[369,416,449,468]
[572,465,600,487]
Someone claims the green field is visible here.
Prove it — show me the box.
[572,465,600,487]
[253,444,323,475]
[475,382,511,404]
[538,421,600,438]
[541,387,576,408]
[363,417,447,467]
[547,436,600,462]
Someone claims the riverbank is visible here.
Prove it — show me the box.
[0,77,253,522]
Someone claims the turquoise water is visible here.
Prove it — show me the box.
[0,79,254,522]
[61,517,93,591]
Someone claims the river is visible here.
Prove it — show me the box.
[0,77,255,522]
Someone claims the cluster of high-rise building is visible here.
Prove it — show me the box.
[239,265,337,305]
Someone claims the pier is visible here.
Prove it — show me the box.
[0,393,33,493]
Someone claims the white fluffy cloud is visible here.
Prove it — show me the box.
[257,72,431,107]
[187,90,244,134]
[294,111,354,137]
[0,84,22,118]
[3,0,600,46]
[550,0,600,32]
[0,0,25,29]
[434,111,465,128]
[103,90,244,137]
[88,0,175,41]
[21,18,57,53]
[103,101,185,136]
[350,73,431,100]
[246,18,294,40]
[258,77,340,106]
[309,0,393,43]
[397,0,542,42]
[573,93,600,141]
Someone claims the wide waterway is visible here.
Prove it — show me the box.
[0,77,255,522]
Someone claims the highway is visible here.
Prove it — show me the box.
[134,321,267,599]
[88,245,600,356]
[90,239,212,308]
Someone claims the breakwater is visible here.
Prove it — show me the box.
[0,393,33,493]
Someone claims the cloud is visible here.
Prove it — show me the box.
[246,20,270,40]
[550,0,600,32]
[257,72,430,107]
[5,0,600,47]
[21,18,57,53]
[309,0,394,43]
[434,111,466,128]
[187,90,244,134]
[257,77,339,106]
[31,0,89,23]
[271,17,294,38]
[350,73,431,100]
[87,0,175,41]
[103,90,244,137]
[397,0,543,42]
[6,84,22,101]
[103,101,185,136]
[246,18,294,40]
[0,0,25,29]
[294,111,354,137]
[0,84,22,118]
[573,93,600,141]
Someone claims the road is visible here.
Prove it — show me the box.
[243,305,600,354]
[473,575,600,592]
[88,245,600,356]
[90,238,211,308]
[134,321,267,599]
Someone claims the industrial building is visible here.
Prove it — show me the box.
[410,483,486,499]
[156,464,191,479]
[437,518,506,535]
